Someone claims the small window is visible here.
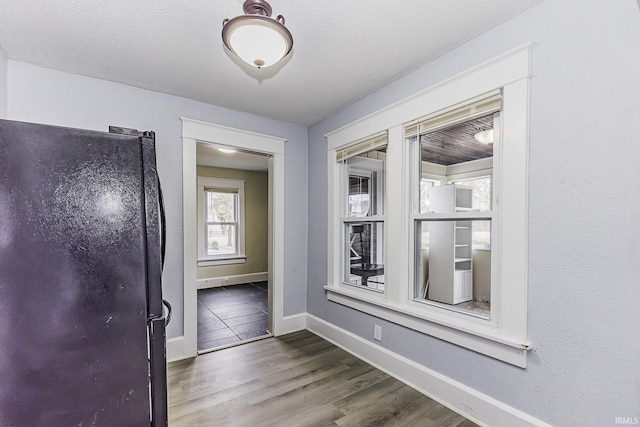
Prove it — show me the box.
[205,189,238,256]
[197,177,246,266]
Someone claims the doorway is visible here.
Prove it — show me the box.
[195,143,271,352]
[181,118,286,358]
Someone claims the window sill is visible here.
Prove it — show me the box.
[197,256,246,267]
[324,285,530,367]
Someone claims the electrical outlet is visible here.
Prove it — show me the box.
[373,324,382,341]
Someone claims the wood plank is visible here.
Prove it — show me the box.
[168,330,477,426]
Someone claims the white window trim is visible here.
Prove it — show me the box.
[341,150,387,292]
[197,176,246,266]
[325,44,531,367]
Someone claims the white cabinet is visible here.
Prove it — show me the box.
[430,183,472,213]
[454,270,473,301]
[427,184,473,305]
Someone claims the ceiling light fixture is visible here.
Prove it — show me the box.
[222,0,293,69]
[474,129,494,145]
[218,147,237,154]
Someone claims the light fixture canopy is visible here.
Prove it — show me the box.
[222,0,293,69]
[474,129,494,145]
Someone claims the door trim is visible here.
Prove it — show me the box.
[181,118,286,358]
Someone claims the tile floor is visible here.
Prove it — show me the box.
[197,282,270,351]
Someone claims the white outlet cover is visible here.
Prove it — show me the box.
[373,325,382,341]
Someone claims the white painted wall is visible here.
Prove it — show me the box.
[0,48,7,118]
[307,0,640,425]
[6,61,309,338]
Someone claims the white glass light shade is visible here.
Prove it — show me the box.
[222,16,293,68]
[474,129,494,144]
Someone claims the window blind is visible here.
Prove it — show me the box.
[404,90,502,138]
[336,131,388,163]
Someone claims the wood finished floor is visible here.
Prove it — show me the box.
[169,330,478,427]
[198,282,269,351]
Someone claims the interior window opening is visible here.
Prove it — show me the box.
[413,113,497,319]
[341,146,386,292]
[326,54,530,366]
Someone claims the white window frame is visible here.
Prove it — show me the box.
[409,113,498,321]
[197,176,246,266]
[340,143,387,293]
[325,44,531,367]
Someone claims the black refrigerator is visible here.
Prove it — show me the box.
[0,119,169,426]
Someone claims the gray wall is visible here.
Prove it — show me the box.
[6,60,309,337]
[307,0,640,425]
[0,47,6,118]
[196,166,268,280]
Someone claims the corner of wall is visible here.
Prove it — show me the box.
[0,48,8,118]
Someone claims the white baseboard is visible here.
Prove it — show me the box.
[165,308,303,363]
[305,314,549,427]
[275,313,307,335]
[166,336,192,363]
[197,272,268,290]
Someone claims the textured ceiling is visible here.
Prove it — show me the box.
[0,0,541,125]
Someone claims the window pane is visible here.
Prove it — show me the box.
[450,177,492,212]
[206,223,237,255]
[344,222,384,291]
[345,149,385,217]
[471,219,491,250]
[206,191,236,222]
[418,114,494,213]
[420,179,441,213]
[349,176,370,216]
[415,219,491,318]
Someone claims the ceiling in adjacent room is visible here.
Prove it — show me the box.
[421,115,495,166]
[197,143,269,172]
[0,0,541,125]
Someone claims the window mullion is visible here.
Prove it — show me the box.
[413,212,495,221]
[385,125,404,305]
[341,215,386,223]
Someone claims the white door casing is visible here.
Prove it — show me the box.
[181,118,286,358]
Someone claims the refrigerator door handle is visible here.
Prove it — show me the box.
[157,176,167,271]
[162,299,172,326]
[149,318,168,426]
